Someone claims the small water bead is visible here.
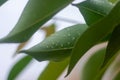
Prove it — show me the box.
[52,42,55,45]
[72,37,75,40]
[77,32,81,35]
[66,28,70,31]
[60,44,63,47]
[68,34,71,37]
[55,44,58,46]
[50,46,54,49]
[67,42,70,45]
[46,45,49,48]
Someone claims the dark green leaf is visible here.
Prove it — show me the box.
[0,0,7,6]
[38,58,69,80]
[80,48,106,80]
[0,0,73,43]
[76,0,113,25]
[67,1,120,76]
[7,56,32,80]
[105,24,120,66]
[19,24,88,61]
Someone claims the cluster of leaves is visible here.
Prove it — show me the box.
[1,0,120,80]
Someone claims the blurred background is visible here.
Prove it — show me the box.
[0,0,85,80]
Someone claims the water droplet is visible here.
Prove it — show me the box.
[46,46,49,48]
[68,34,71,36]
[67,42,70,45]
[77,32,81,35]
[72,37,75,40]
[55,44,57,46]
[61,44,63,47]
[67,28,70,31]
[52,42,55,45]
[50,46,54,48]
[63,35,66,37]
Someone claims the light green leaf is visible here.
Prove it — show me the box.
[80,48,106,80]
[41,24,56,37]
[76,0,113,25]
[7,56,32,80]
[109,0,118,3]
[19,24,88,61]
[0,0,73,43]
[38,58,69,80]
[102,53,120,80]
[0,0,7,6]
[67,1,120,76]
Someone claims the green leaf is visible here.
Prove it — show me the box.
[7,56,32,80]
[0,0,73,43]
[67,1,120,76]
[38,58,69,80]
[113,72,120,80]
[0,0,7,6]
[76,0,113,25]
[19,24,88,61]
[104,24,120,66]
[80,48,106,80]
[109,0,118,3]
[102,53,120,80]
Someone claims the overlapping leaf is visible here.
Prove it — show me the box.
[8,24,56,80]
[80,48,106,80]
[102,53,120,80]
[105,24,120,66]
[0,0,73,43]
[7,56,32,80]
[76,0,113,25]
[19,24,88,61]
[38,58,69,80]
[67,1,120,76]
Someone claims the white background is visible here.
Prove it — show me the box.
[0,0,85,80]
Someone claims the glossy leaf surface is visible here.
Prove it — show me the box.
[19,24,88,61]
[67,1,120,76]
[38,58,69,80]
[7,56,32,80]
[76,0,113,25]
[0,0,73,43]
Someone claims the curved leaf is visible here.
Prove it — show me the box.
[19,24,88,61]
[76,0,113,25]
[0,0,7,6]
[80,48,106,80]
[0,0,73,43]
[38,58,69,80]
[67,1,120,76]
[113,72,120,80]
[7,56,32,80]
[102,53,120,80]
[105,24,120,66]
